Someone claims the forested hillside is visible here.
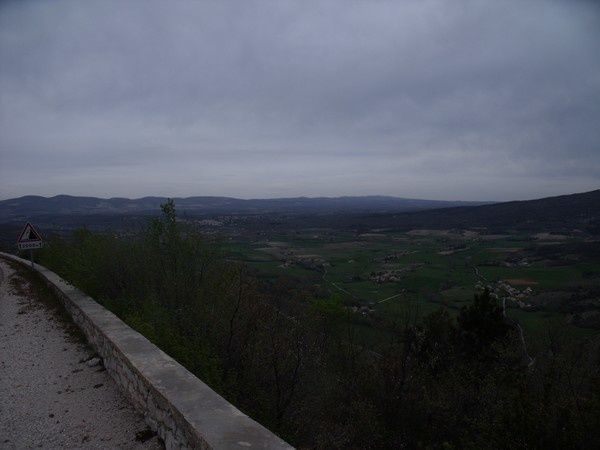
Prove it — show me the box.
[30,200,600,448]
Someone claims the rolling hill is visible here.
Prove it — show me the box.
[347,189,600,234]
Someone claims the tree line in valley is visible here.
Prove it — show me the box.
[35,200,600,448]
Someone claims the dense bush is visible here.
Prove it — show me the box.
[36,201,600,449]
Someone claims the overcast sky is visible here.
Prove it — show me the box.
[1,0,599,201]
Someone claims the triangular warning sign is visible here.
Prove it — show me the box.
[17,222,42,243]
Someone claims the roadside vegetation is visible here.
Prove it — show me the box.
[34,201,600,448]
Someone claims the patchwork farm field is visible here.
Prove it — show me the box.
[223,229,600,348]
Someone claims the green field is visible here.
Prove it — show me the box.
[223,229,600,349]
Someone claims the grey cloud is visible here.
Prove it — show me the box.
[1,0,599,201]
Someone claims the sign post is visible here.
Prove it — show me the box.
[17,222,43,268]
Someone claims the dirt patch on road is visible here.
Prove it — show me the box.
[4,259,86,345]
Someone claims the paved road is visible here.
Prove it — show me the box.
[0,260,163,449]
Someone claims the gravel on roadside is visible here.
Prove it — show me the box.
[0,259,163,449]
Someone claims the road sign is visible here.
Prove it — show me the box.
[17,222,43,250]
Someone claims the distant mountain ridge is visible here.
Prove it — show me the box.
[0,190,598,235]
[0,194,487,222]
[350,189,600,234]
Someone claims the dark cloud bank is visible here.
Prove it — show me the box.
[1,0,599,201]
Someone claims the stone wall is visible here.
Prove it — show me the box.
[1,252,293,450]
